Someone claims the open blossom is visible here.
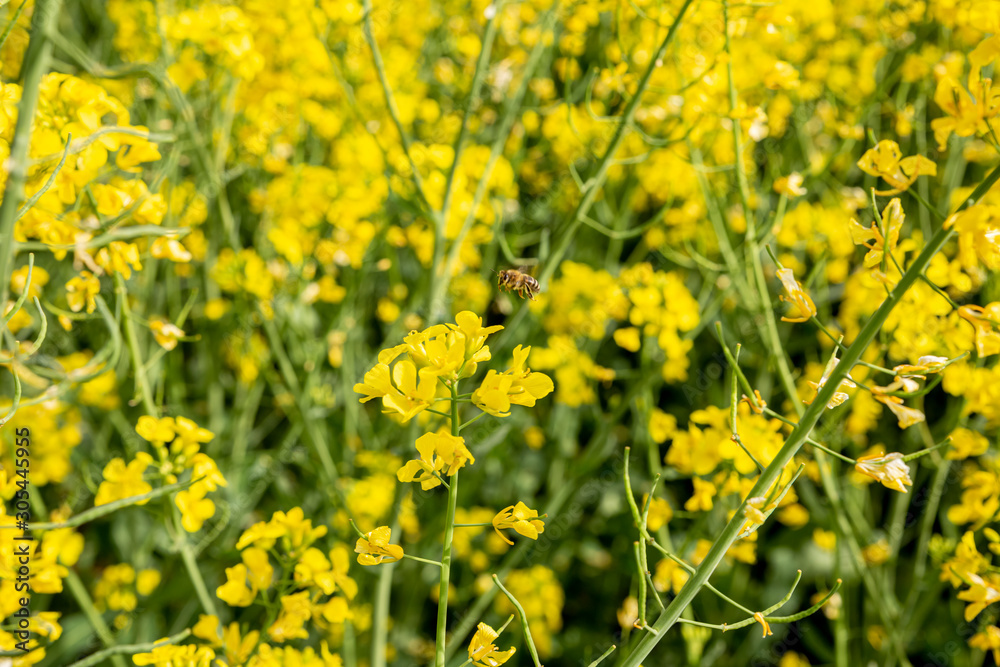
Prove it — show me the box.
[931,35,1000,149]
[957,573,1000,622]
[856,140,936,195]
[492,502,546,545]
[472,345,554,417]
[355,311,503,421]
[776,268,816,323]
[854,452,913,493]
[849,198,905,268]
[397,431,475,490]
[468,622,516,667]
[355,526,403,565]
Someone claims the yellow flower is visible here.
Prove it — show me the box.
[136,569,161,596]
[644,495,673,531]
[969,625,1000,665]
[95,453,154,505]
[10,265,49,298]
[958,303,1000,357]
[957,573,1000,622]
[472,346,554,417]
[175,484,215,532]
[354,359,440,421]
[65,271,100,313]
[492,502,546,545]
[856,140,936,195]
[355,526,404,565]
[873,394,926,429]
[397,431,475,490]
[267,592,311,642]
[685,478,715,512]
[468,622,516,667]
[753,612,773,638]
[854,452,912,493]
[150,318,185,351]
[776,268,816,323]
[773,172,806,197]
[849,198,905,268]
[216,564,256,607]
[95,241,143,279]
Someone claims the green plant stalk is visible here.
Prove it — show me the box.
[173,505,220,617]
[435,384,462,666]
[115,273,157,416]
[493,574,543,667]
[64,571,128,667]
[538,0,696,288]
[66,630,191,667]
[437,2,501,237]
[619,220,961,666]
[429,4,558,319]
[361,0,435,217]
[0,0,63,308]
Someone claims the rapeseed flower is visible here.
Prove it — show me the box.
[492,502,546,545]
[355,526,404,565]
[854,452,913,493]
[468,622,516,667]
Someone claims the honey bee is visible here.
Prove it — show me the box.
[496,267,540,301]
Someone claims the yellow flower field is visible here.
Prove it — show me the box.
[1,0,999,665]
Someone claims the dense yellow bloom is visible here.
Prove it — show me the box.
[356,311,503,420]
[492,502,546,545]
[355,526,404,566]
[468,622,516,667]
[854,452,913,493]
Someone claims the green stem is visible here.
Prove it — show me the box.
[115,273,157,416]
[538,0,696,288]
[492,574,543,667]
[67,630,190,667]
[0,0,63,308]
[434,385,462,666]
[174,507,219,617]
[618,199,968,666]
[65,571,128,667]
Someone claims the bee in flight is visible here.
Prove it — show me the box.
[496,267,540,301]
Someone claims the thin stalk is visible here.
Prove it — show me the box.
[618,192,975,665]
[434,384,462,666]
[64,571,128,667]
[493,574,543,667]
[115,273,157,415]
[0,0,64,307]
[538,0,696,288]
